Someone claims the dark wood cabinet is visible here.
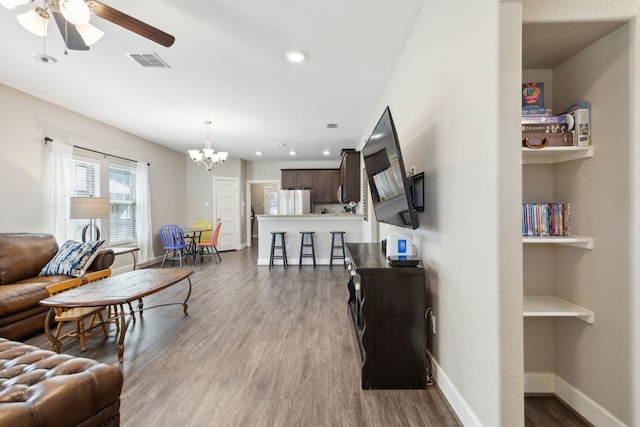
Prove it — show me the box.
[281,169,314,189]
[282,169,340,202]
[312,169,340,203]
[281,170,297,189]
[345,243,426,389]
[339,150,361,202]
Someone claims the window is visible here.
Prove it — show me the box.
[67,157,100,241]
[65,151,138,245]
[109,164,137,244]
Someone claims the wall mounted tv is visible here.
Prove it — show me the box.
[362,106,419,229]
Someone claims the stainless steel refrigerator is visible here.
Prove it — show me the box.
[278,190,312,214]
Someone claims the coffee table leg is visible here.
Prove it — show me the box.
[117,303,127,363]
[183,277,192,314]
[44,308,62,353]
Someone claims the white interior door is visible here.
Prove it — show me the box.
[213,176,239,251]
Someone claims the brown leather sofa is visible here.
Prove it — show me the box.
[0,233,115,340]
[0,338,123,426]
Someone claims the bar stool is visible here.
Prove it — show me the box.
[330,231,346,269]
[269,231,288,269]
[298,231,316,268]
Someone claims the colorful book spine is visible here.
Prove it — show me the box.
[521,114,572,125]
[522,106,553,116]
[522,123,571,133]
[521,203,571,237]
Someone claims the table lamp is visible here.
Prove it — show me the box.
[69,196,110,242]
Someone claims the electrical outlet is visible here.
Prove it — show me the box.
[430,313,436,334]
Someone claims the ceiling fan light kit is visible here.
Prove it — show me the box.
[188,121,229,172]
[0,0,30,9]
[59,0,89,25]
[75,21,102,45]
[17,7,49,36]
[3,0,175,53]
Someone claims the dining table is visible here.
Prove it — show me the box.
[182,227,211,264]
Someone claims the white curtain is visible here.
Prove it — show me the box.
[47,140,73,244]
[136,161,154,264]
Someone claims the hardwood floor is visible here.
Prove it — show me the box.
[525,396,592,427]
[24,245,461,426]
[23,245,591,426]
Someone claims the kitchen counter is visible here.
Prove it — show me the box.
[256,214,363,266]
[258,214,362,219]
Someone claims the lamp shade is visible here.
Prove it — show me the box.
[70,197,110,219]
[59,0,90,25]
[76,22,104,46]
[17,7,49,37]
[0,0,31,9]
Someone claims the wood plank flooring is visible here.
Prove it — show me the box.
[23,244,590,426]
[24,245,460,426]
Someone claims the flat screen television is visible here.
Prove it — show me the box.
[362,106,419,229]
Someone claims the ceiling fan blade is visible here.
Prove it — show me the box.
[87,1,175,47]
[52,11,89,51]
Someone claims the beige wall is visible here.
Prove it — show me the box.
[0,83,187,264]
[355,2,523,425]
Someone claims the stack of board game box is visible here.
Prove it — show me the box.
[521,82,591,148]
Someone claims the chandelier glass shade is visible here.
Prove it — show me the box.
[188,121,228,172]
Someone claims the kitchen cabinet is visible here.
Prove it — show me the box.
[339,150,360,202]
[313,169,340,203]
[281,169,313,189]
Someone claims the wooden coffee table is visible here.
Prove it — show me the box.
[40,268,193,362]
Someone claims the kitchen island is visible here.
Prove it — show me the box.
[256,214,363,266]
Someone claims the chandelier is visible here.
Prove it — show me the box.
[188,121,228,172]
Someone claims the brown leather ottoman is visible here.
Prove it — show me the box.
[0,338,123,426]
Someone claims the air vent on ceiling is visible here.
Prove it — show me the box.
[326,123,339,129]
[125,53,170,68]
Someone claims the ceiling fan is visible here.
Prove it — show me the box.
[0,0,175,51]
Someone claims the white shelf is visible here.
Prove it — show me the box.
[522,235,593,249]
[523,296,595,324]
[522,146,593,165]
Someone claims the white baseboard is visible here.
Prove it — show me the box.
[428,352,482,427]
[524,372,627,426]
[524,372,555,394]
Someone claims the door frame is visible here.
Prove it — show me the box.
[245,179,280,247]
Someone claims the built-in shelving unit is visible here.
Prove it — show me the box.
[523,296,594,324]
[522,235,593,249]
[522,146,593,165]
[522,149,595,322]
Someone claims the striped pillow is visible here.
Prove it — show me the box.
[39,240,105,277]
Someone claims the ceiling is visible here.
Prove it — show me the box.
[0,0,426,162]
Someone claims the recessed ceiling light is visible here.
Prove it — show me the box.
[289,150,297,156]
[322,150,330,156]
[286,50,306,63]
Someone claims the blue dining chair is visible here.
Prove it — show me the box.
[159,224,189,268]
